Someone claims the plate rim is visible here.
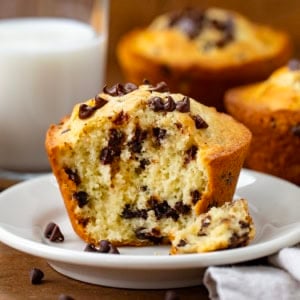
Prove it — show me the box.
[0,169,299,270]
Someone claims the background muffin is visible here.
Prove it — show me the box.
[117,7,292,111]
[225,59,300,185]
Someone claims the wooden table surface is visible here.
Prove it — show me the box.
[0,181,210,300]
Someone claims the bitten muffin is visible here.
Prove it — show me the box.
[46,82,252,249]
[117,7,292,111]
[225,59,300,185]
[170,198,255,254]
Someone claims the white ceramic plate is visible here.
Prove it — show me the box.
[0,169,299,289]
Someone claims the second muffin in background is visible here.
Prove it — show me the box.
[117,7,292,111]
[225,59,300,185]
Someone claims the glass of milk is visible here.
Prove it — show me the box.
[0,0,109,181]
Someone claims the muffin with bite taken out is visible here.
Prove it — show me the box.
[46,81,254,252]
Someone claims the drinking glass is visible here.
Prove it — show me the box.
[0,0,109,183]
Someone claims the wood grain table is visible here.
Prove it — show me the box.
[0,243,210,300]
[0,181,210,300]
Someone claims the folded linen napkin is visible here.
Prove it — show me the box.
[203,244,300,300]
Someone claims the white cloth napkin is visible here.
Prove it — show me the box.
[203,244,300,300]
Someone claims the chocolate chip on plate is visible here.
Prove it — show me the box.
[44,222,64,242]
[84,240,120,254]
[29,268,44,285]
[84,244,98,252]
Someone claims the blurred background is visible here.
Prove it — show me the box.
[107,0,300,84]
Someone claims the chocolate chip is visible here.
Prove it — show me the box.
[44,222,64,242]
[64,168,81,185]
[175,16,202,39]
[192,114,208,129]
[108,245,120,254]
[288,59,300,71]
[84,240,120,254]
[168,8,235,47]
[84,244,98,252]
[73,191,89,208]
[175,122,183,129]
[100,129,125,164]
[152,127,167,145]
[49,225,64,242]
[169,8,205,39]
[108,129,124,148]
[147,198,179,221]
[229,233,246,248]
[140,185,148,191]
[123,82,138,94]
[44,222,56,239]
[184,145,198,164]
[113,110,129,125]
[103,83,122,96]
[165,290,181,300]
[78,217,89,227]
[139,158,151,170]
[121,204,148,219]
[103,83,137,96]
[177,239,187,247]
[135,227,163,244]
[191,190,201,205]
[164,96,176,112]
[58,295,75,300]
[148,81,169,92]
[174,201,191,215]
[176,96,190,112]
[98,240,111,253]
[94,95,108,108]
[291,124,300,137]
[213,17,235,48]
[78,95,108,119]
[29,268,44,285]
[239,220,250,229]
[148,96,165,112]
[128,127,147,153]
[78,103,95,119]
[100,147,114,164]
[98,240,120,254]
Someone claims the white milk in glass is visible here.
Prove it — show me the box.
[0,18,106,171]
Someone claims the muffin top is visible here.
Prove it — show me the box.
[225,59,300,112]
[50,82,251,160]
[124,7,291,69]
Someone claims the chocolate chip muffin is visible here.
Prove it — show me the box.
[46,82,252,249]
[225,59,300,185]
[170,198,255,254]
[117,7,292,111]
